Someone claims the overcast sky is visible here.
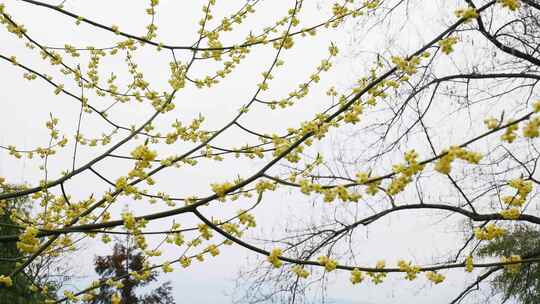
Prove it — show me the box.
[0,0,522,303]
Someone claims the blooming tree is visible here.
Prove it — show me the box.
[0,0,538,303]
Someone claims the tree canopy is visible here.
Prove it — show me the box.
[89,239,174,304]
[0,0,539,303]
[0,186,63,303]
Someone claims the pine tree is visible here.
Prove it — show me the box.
[0,186,58,303]
[90,239,175,304]
[478,225,540,304]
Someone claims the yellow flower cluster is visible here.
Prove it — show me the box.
[114,176,137,194]
[474,223,506,240]
[391,56,421,75]
[397,260,420,281]
[120,213,149,251]
[498,0,521,11]
[388,150,424,195]
[318,256,338,272]
[255,180,277,194]
[298,115,332,140]
[500,208,520,220]
[180,257,192,268]
[465,255,474,272]
[343,103,363,124]
[162,262,174,273]
[273,34,294,50]
[238,211,257,228]
[271,136,301,163]
[350,268,364,284]
[45,117,60,139]
[291,265,310,278]
[121,212,137,231]
[173,232,185,246]
[168,61,187,90]
[356,172,380,195]
[533,100,540,113]
[131,269,152,281]
[222,222,242,237]
[329,43,339,56]
[7,145,22,159]
[501,123,519,143]
[211,181,234,199]
[502,255,522,273]
[105,278,121,289]
[298,179,361,203]
[438,36,459,54]
[434,146,482,174]
[455,7,478,22]
[332,3,349,18]
[523,117,540,138]
[502,178,532,207]
[111,292,121,304]
[101,234,112,244]
[425,271,445,284]
[366,260,387,284]
[0,275,12,287]
[207,244,220,257]
[484,117,499,129]
[164,115,206,145]
[129,145,157,180]
[267,248,283,268]
[198,224,213,240]
[366,0,381,10]
[63,290,78,302]
[5,20,27,38]
[17,226,40,253]
[131,145,157,162]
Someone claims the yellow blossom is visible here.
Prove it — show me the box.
[455,7,478,22]
[291,265,310,278]
[438,36,459,54]
[426,271,445,284]
[500,208,520,220]
[17,226,40,253]
[367,260,387,284]
[162,262,173,273]
[533,100,540,113]
[207,244,220,257]
[523,117,540,138]
[434,146,482,175]
[0,275,13,287]
[502,255,522,273]
[350,268,364,284]
[465,255,474,272]
[398,260,420,281]
[180,257,191,268]
[111,292,121,304]
[474,223,506,240]
[267,248,283,268]
[318,256,338,272]
[484,117,499,129]
[498,0,520,11]
[501,123,519,143]
[211,181,233,198]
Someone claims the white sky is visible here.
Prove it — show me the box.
[0,0,531,303]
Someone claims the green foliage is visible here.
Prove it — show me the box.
[0,186,56,303]
[478,225,540,304]
[90,239,175,304]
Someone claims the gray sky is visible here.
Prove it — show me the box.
[0,0,530,303]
